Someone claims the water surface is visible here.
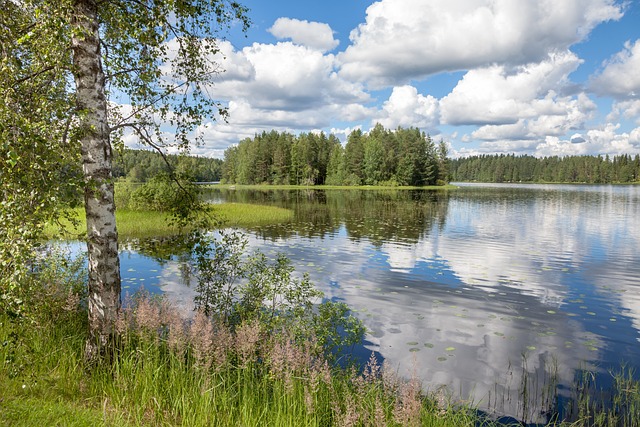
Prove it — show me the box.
[119,183,640,422]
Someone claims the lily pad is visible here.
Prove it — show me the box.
[445,346,456,352]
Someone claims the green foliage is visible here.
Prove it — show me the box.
[0,0,83,317]
[113,148,223,183]
[451,153,640,184]
[127,174,191,212]
[222,125,451,187]
[193,230,365,358]
[3,252,640,426]
[1,0,250,335]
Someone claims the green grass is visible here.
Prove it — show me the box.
[0,397,117,427]
[210,202,294,227]
[45,203,294,240]
[0,303,486,427]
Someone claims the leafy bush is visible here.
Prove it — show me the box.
[192,230,365,360]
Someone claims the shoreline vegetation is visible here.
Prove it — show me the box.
[210,183,460,191]
[45,203,295,240]
[3,261,639,426]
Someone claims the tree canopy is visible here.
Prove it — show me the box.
[222,125,451,187]
[1,0,249,359]
[450,154,640,184]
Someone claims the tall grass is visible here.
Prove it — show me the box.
[0,290,484,426]
[45,203,293,240]
[210,202,294,227]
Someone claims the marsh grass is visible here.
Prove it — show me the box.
[209,202,294,227]
[45,203,293,240]
[4,292,640,427]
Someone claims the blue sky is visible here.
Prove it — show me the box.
[151,0,640,158]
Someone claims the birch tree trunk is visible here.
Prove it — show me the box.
[71,0,121,362]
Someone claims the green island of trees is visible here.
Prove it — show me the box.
[222,124,451,187]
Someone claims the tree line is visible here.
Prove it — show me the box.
[450,154,640,184]
[113,149,223,183]
[222,124,450,186]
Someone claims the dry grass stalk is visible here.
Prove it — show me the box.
[235,320,262,368]
[190,310,214,370]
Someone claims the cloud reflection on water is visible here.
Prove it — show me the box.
[133,184,640,423]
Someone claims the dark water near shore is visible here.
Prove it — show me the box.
[109,183,640,423]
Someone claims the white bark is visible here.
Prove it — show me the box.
[71,0,121,362]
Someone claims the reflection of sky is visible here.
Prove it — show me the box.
[99,184,640,423]
[238,185,640,422]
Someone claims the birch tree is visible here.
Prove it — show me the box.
[1,0,249,362]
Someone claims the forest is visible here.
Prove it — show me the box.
[113,148,223,183]
[222,124,450,186]
[450,153,640,184]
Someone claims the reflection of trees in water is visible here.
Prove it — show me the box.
[211,189,451,244]
[123,236,195,286]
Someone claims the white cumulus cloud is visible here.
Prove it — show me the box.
[376,85,439,130]
[268,17,339,52]
[338,0,623,87]
[590,39,640,99]
[440,51,585,126]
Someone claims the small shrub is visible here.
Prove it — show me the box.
[192,230,365,361]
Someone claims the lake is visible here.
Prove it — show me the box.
[115,183,640,423]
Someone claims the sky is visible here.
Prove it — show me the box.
[147,0,640,159]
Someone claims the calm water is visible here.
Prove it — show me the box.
[115,183,640,422]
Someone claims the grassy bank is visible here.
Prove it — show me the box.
[46,203,294,240]
[211,183,459,191]
[4,292,640,426]
[0,295,485,427]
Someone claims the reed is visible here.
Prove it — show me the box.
[45,203,293,240]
